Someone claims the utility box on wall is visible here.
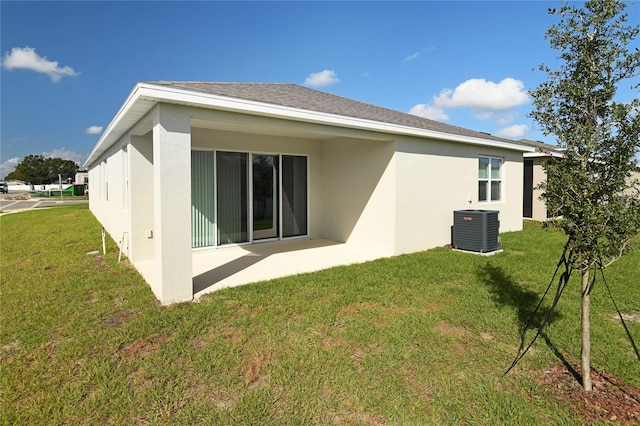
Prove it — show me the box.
[452,210,500,253]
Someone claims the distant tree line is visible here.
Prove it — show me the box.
[4,155,78,184]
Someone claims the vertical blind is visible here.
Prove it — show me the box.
[191,151,215,248]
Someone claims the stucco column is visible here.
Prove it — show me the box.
[152,104,193,304]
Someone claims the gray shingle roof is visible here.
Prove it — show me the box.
[148,81,524,145]
[518,138,562,152]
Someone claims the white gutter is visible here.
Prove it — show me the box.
[85,82,534,167]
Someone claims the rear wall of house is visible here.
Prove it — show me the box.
[394,136,524,254]
[321,137,396,256]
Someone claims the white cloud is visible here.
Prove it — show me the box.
[1,46,78,82]
[304,69,339,87]
[495,112,519,126]
[472,110,521,125]
[42,148,85,165]
[403,47,435,62]
[404,52,421,62]
[495,124,529,139]
[0,157,20,179]
[409,77,529,123]
[408,104,449,121]
[86,126,103,135]
[433,78,529,111]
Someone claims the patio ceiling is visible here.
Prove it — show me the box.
[190,113,394,143]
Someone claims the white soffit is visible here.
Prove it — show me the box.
[85,82,533,167]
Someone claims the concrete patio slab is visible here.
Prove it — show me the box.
[192,238,388,298]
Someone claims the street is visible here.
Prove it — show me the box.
[0,191,88,213]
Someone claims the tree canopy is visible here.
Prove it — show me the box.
[4,155,79,184]
[532,0,640,271]
[527,0,640,391]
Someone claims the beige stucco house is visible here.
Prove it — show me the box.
[85,81,534,304]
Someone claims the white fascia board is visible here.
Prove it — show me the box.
[85,82,534,167]
[85,83,154,168]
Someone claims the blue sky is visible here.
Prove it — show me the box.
[1,1,638,178]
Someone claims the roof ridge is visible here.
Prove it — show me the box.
[518,138,562,150]
[148,80,295,86]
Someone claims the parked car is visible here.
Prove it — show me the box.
[0,182,8,194]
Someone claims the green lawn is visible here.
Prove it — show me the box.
[1,205,638,425]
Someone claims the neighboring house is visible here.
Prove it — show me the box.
[75,171,89,185]
[627,169,640,199]
[85,81,534,304]
[519,139,564,221]
[520,139,640,221]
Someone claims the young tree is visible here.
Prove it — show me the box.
[529,0,640,391]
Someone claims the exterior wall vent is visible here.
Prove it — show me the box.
[452,210,500,253]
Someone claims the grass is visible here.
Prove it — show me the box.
[1,204,638,425]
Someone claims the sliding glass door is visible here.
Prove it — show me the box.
[282,155,307,237]
[252,154,279,241]
[216,152,248,245]
[191,150,307,248]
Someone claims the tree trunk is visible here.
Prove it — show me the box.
[581,268,593,391]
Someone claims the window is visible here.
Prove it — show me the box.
[122,146,129,210]
[102,160,108,201]
[478,156,502,202]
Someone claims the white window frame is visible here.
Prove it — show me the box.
[122,145,129,210]
[191,149,309,250]
[102,160,108,202]
[478,156,503,202]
